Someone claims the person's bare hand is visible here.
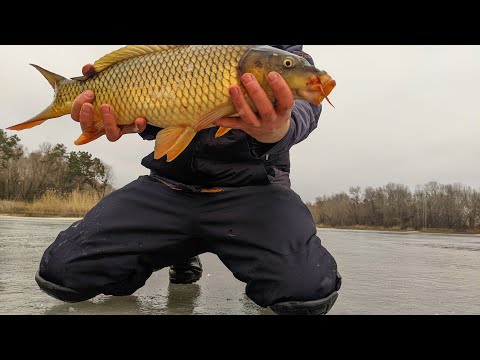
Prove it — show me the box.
[71,64,147,142]
[214,72,294,144]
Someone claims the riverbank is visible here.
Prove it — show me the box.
[317,224,480,235]
[0,190,101,218]
[2,198,479,235]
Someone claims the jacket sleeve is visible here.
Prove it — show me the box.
[139,124,161,141]
[248,45,323,158]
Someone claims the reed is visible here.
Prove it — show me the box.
[0,190,102,218]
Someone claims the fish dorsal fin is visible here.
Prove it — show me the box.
[75,45,188,80]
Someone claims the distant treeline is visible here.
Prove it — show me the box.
[307,183,480,232]
[0,129,113,201]
[3,130,480,230]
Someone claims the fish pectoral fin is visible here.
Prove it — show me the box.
[215,127,232,139]
[155,127,197,162]
[194,103,236,133]
[74,122,106,145]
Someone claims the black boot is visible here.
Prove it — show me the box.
[169,256,203,284]
[269,291,339,315]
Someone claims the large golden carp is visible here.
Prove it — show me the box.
[7,45,336,162]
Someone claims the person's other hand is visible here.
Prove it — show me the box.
[70,64,147,142]
[214,72,294,144]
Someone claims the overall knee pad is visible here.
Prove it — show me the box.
[270,271,342,315]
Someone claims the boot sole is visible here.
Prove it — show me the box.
[169,271,203,285]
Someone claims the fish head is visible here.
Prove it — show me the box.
[238,46,336,106]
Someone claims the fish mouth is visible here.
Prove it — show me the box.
[304,73,337,106]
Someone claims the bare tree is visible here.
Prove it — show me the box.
[308,182,480,232]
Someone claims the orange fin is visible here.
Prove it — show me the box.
[215,127,232,138]
[194,103,236,133]
[154,127,182,159]
[7,104,65,131]
[74,123,106,145]
[155,127,197,162]
[8,65,72,131]
[7,120,47,131]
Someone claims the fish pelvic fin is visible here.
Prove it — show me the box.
[215,127,232,138]
[155,127,197,162]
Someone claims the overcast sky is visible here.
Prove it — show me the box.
[0,45,479,202]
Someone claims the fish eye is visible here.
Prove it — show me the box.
[283,57,295,68]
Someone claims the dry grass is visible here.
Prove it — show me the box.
[0,190,102,218]
[317,224,412,231]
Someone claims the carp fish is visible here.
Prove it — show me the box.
[7,45,336,162]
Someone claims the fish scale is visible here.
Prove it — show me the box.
[53,45,248,130]
[7,45,336,162]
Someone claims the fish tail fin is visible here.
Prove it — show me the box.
[30,64,66,89]
[7,64,73,131]
[155,127,197,162]
[6,103,67,131]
